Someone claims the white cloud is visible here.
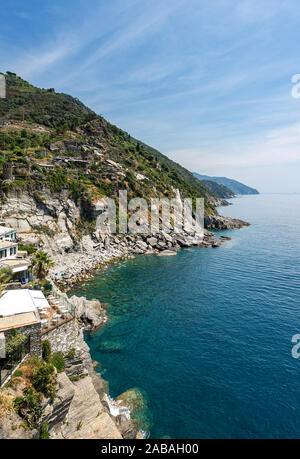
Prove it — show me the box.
[12,43,74,79]
[167,121,300,170]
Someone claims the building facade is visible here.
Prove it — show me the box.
[0,226,31,283]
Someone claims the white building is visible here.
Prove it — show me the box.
[0,226,17,242]
[0,226,31,283]
[0,289,43,331]
[0,240,18,260]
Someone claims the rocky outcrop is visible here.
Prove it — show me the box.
[1,189,79,253]
[43,372,75,430]
[157,249,177,257]
[50,374,123,439]
[0,411,37,439]
[204,215,250,230]
[69,295,107,329]
[47,339,138,439]
[49,229,227,287]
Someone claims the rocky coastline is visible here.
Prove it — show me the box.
[0,189,249,290]
[49,219,248,290]
[0,189,250,439]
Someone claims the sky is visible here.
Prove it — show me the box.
[1,0,300,193]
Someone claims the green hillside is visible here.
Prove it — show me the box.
[0,71,96,130]
[0,72,218,218]
[201,180,235,199]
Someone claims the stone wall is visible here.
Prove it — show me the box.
[4,322,42,356]
[42,319,79,354]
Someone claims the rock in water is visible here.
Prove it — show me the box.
[70,295,107,329]
[116,388,152,435]
[157,250,177,257]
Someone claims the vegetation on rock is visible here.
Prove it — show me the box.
[32,250,54,280]
[0,72,219,223]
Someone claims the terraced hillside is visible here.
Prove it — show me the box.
[0,72,219,217]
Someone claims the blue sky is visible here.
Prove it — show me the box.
[1,0,300,192]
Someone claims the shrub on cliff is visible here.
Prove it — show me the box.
[14,387,43,429]
[50,352,65,373]
[18,244,36,255]
[42,340,51,363]
[39,422,50,439]
[32,363,56,401]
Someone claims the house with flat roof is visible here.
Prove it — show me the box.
[0,290,43,354]
[0,289,41,331]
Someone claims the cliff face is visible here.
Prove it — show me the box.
[0,73,251,264]
[1,189,84,254]
[44,339,134,439]
[0,189,248,286]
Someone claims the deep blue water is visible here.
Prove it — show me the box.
[71,194,300,438]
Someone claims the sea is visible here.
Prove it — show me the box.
[70,194,300,438]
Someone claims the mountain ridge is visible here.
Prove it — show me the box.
[193,172,259,195]
[200,180,235,199]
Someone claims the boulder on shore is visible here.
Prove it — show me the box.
[70,295,107,329]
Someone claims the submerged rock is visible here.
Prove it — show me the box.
[98,341,123,354]
[116,388,151,435]
[157,250,177,257]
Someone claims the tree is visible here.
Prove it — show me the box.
[42,340,51,363]
[0,267,12,295]
[31,250,54,280]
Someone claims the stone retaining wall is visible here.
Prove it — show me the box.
[42,318,79,354]
[4,322,42,356]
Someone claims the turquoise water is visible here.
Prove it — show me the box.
[71,194,300,438]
